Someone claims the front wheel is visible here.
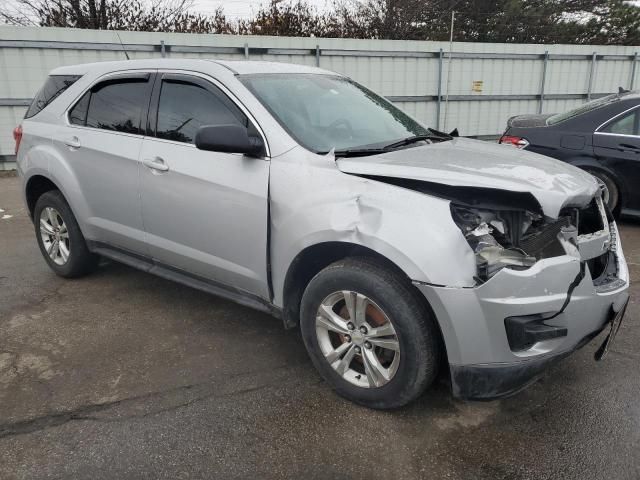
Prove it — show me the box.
[300,258,441,409]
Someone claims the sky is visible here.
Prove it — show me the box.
[0,0,338,23]
[191,0,333,20]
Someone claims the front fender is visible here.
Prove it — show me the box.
[269,148,476,307]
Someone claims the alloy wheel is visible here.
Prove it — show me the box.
[315,291,400,388]
[39,207,70,266]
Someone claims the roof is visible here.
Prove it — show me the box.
[49,58,337,77]
[211,59,335,75]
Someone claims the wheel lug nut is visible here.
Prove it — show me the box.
[354,346,361,354]
[347,322,355,330]
[344,335,351,343]
[364,341,372,349]
[359,326,367,334]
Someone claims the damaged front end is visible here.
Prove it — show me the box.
[448,185,624,291]
[332,138,628,399]
[410,185,629,400]
[450,204,569,283]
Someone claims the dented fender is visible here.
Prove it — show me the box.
[268,147,477,307]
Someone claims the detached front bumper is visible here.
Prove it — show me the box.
[415,225,629,400]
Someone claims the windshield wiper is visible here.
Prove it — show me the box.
[334,147,388,158]
[383,130,453,150]
[382,135,433,150]
[428,127,455,139]
[334,130,455,158]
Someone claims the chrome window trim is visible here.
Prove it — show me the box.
[594,104,640,135]
[593,131,640,139]
[63,68,157,139]
[62,67,271,158]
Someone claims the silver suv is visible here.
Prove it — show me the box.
[16,59,629,408]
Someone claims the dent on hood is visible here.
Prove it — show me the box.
[340,167,596,219]
[335,138,599,218]
[448,163,595,217]
[357,176,546,215]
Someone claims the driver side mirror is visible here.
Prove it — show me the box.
[195,124,265,157]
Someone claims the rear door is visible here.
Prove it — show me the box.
[53,72,154,253]
[139,72,270,298]
[593,107,640,210]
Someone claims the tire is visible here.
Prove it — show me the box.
[585,168,620,216]
[33,190,99,278]
[300,257,441,409]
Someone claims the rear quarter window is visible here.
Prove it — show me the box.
[602,110,639,135]
[25,75,81,119]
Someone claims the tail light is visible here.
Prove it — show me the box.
[12,124,23,155]
[499,135,529,149]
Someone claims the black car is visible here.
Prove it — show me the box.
[499,89,640,217]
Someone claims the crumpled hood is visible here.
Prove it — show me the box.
[336,137,599,218]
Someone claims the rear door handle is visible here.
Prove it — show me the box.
[64,136,81,149]
[143,157,170,172]
[619,143,640,152]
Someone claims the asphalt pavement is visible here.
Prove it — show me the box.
[0,174,638,479]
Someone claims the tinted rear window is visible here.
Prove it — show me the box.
[546,93,620,125]
[25,75,81,119]
[85,79,148,134]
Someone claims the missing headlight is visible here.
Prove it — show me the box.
[450,204,570,282]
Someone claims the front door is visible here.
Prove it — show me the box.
[139,73,270,298]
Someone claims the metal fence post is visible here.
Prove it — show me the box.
[631,52,638,90]
[538,50,548,114]
[244,43,249,59]
[316,45,320,67]
[436,48,443,130]
[587,52,597,101]
[160,40,166,58]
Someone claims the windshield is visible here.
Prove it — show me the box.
[240,74,429,153]
[546,93,620,125]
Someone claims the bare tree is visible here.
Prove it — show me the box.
[0,0,234,33]
[2,0,639,45]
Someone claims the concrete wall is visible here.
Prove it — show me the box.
[1,25,639,168]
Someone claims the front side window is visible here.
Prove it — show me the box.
[25,75,81,119]
[240,74,428,153]
[75,78,149,134]
[602,110,639,136]
[156,79,247,144]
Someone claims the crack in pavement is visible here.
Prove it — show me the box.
[1,283,66,323]
[0,363,306,440]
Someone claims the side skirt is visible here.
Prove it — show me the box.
[87,241,282,319]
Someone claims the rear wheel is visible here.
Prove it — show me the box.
[300,258,441,409]
[585,168,620,216]
[34,190,98,278]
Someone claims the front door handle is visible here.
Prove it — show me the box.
[143,157,170,172]
[64,136,81,149]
